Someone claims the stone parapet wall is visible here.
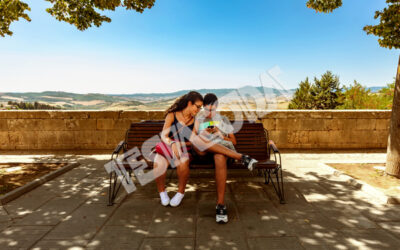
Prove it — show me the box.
[259,110,391,149]
[0,110,391,150]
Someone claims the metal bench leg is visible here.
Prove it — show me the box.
[263,167,285,204]
[264,169,271,184]
[108,172,116,206]
[108,171,127,206]
[278,165,285,204]
[274,166,285,204]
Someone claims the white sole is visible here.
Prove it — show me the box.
[247,159,258,171]
[216,215,228,223]
[161,201,170,206]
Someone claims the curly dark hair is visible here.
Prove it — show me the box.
[165,91,203,116]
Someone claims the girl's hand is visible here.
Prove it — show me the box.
[171,142,181,160]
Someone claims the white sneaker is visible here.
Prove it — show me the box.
[169,192,184,207]
[159,191,170,206]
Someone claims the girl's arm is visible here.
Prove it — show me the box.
[186,119,201,146]
[161,113,182,159]
[161,113,175,144]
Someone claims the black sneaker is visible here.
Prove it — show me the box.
[241,155,258,171]
[216,204,228,224]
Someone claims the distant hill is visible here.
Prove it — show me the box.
[0,86,295,110]
[1,85,387,110]
[115,86,294,100]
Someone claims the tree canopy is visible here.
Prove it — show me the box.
[0,0,155,37]
[338,80,395,110]
[288,71,344,110]
[306,0,342,13]
[0,0,31,37]
[288,78,314,110]
[289,75,395,110]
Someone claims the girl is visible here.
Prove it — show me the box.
[153,91,258,207]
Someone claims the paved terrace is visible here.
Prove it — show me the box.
[0,150,399,249]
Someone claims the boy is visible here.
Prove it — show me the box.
[194,93,238,223]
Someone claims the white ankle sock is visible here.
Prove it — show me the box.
[169,192,184,207]
[159,191,170,206]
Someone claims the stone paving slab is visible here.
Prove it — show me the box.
[0,225,53,249]
[0,220,12,233]
[338,228,400,249]
[0,152,399,250]
[86,225,145,250]
[105,199,154,227]
[13,196,85,226]
[236,201,294,237]
[4,190,55,219]
[247,237,304,250]
[42,203,117,241]
[147,204,196,237]
[0,206,10,222]
[378,222,400,239]
[196,218,248,250]
[140,237,194,250]
[32,238,88,250]
[295,228,345,249]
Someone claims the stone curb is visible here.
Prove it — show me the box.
[320,163,400,205]
[0,162,80,205]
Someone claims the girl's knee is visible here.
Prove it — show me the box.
[196,150,207,156]
[177,159,190,169]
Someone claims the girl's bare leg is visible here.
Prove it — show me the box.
[176,157,190,194]
[153,154,169,193]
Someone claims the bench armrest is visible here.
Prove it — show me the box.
[269,140,280,153]
[112,141,126,155]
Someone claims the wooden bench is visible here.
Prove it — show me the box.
[107,121,285,205]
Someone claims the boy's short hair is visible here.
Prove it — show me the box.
[203,93,218,106]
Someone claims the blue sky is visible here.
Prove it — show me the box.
[0,0,398,94]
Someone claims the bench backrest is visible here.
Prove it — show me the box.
[125,121,270,161]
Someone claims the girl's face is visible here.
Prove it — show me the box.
[188,100,203,117]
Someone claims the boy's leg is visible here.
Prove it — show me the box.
[214,153,227,205]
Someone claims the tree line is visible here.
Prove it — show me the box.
[288,71,395,110]
[5,101,62,110]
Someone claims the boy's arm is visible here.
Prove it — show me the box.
[219,116,237,145]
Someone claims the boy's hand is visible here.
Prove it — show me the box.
[205,127,214,134]
[215,130,224,139]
